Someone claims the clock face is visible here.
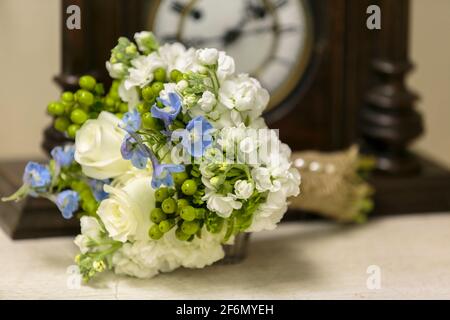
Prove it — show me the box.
[148,0,313,110]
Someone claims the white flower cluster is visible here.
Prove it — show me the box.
[72,31,300,279]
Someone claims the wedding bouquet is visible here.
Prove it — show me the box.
[2,32,300,281]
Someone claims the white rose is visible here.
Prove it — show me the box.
[219,74,269,113]
[124,52,166,90]
[97,176,154,243]
[75,112,131,180]
[198,91,216,112]
[217,51,235,80]
[205,192,242,218]
[196,48,219,65]
[234,180,254,200]
[74,216,103,254]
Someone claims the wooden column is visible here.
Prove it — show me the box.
[360,0,423,174]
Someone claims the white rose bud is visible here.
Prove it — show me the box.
[198,91,216,112]
[75,112,131,180]
[234,180,254,200]
[196,48,219,65]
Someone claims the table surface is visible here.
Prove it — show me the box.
[1,213,449,300]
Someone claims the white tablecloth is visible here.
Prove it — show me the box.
[1,214,449,299]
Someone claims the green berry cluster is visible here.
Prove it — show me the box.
[136,68,187,132]
[70,180,99,216]
[47,75,127,138]
[148,168,225,242]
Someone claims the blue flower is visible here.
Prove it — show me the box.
[120,134,149,169]
[88,179,110,202]
[55,190,79,219]
[51,145,75,168]
[151,92,182,128]
[23,162,52,191]
[122,109,141,133]
[172,116,213,157]
[151,163,185,189]
[122,131,185,188]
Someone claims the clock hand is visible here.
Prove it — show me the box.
[181,25,299,47]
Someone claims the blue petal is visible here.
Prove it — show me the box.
[23,162,52,190]
[122,109,141,133]
[55,190,79,219]
[51,145,75,168]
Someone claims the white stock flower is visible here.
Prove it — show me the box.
[219,74,269,113]
[204,192,242,218]
[134,31,156,53]
[196,48,219,65]
[97,176,154,243]
[74,216,103,254]
[106,61,127,79]
[112,228,224,279]
[234,180,254,200]
[124,52,166,90]
[198,91,216,112]
[75,112,131,180]
[118,81,139,110]
[217,51,235,80]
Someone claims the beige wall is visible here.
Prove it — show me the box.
[0,0,449,166]
[410,0,450,167]
[0,0,60,160]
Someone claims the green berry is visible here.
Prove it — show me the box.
[153,68,166,82]
[180,206,196,222]
[170,69,183,82]
[181,179,197,196]
[181,220,200,235]
[195,208,206,220]
[155,187,169,202]
[54,117,70,132]
[141,86,155,102]
[175,227,191,241]
[161,198,177,214]
[177,198,190,209]
[82,198,98,214]
[173,171,188,186]
[159,219,176,233]
[150,208,167,224]
[151,81,164,95]
[136,102,149,114]
[95,83,105,95]
[76,89,94,106]
[119,102,129,113]
[142,112,161,130]
[67,124,80,138]
[47,102,65,116]
[79,75,97,91]
[115,113,123,119]
[149,224,163,240]
[70,108,88,125]
[61,92,74,103]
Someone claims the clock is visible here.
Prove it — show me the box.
[148,0,314,112]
